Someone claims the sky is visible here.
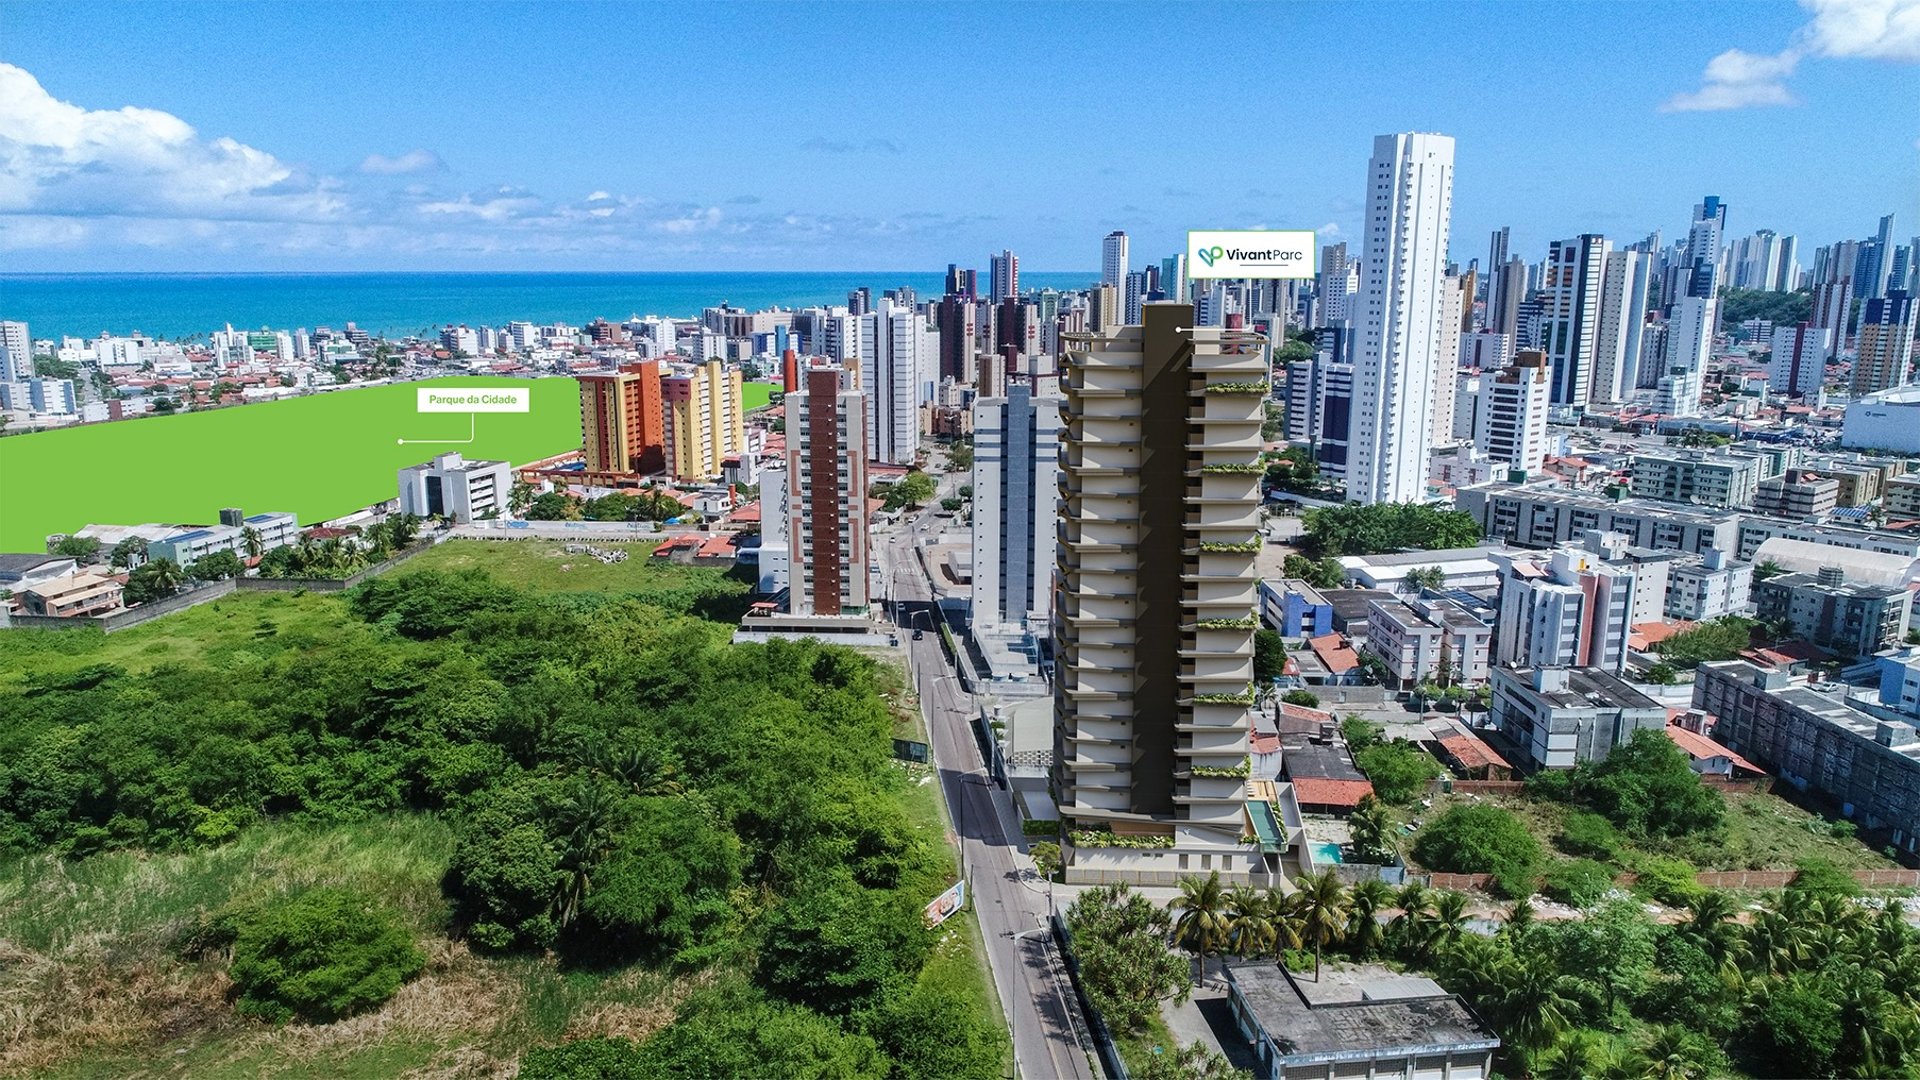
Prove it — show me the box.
[1,0,1916,274]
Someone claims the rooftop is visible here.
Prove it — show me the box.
[1500,666,1663,712]
[1225,961,1499,1064]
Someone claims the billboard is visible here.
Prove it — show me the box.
[1187,229,1316,279]
[923,879,966,927]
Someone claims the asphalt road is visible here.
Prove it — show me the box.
[879,505,1097,1080]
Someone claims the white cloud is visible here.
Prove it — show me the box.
[416,189,543,221]
[0,63,344,221]
[359,149,443,175]
[1663,0,1920,111]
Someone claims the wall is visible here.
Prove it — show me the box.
[3,578,237,632]
[1423,867,1920,892]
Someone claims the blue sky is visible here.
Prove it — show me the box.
[2,0,1915,273]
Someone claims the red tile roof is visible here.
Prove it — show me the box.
[1435,731,1512,774]
[1291,777,1375,809]
[1665,724,1767,776]
[1305,633,1359,674]
[1279,701,1335,725]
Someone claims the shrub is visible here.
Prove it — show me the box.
[1555,811,1623,861]
[1354,741,1443,804]
[1541,859,1616,907]
[1787,857,1862,899]
[1282,689,1321,708]
[228,887,425,1023]
[1632,856,1704,906]
[1412,804,1542,893]
[518,1037,649,1079]
[757,873,929,1016]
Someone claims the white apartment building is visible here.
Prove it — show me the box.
[0,320,30,381]
[1347,131,1455,505]
[397,452,512,523]
[1431,273,1469,445]
[859,300,932,466]
[1492,546,1638,674]
[1666,548,1753,621]
[1055,304,1269,885]
[1629,450,1762,509]
[1101,230,1129,289]
[971,383,1062,633]
[1363,594,1493,689]
[1592,247,1651,403]
[1474,352,1551,473]
[1770,322,1833,399]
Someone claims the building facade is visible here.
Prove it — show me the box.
[397,453,511,524]
[971,383,1062,633]
[660,359,744,480]
[578,360,666,476]
[783,366,870,616]
[1491,666,1666,770]
[1474,351,1551,472]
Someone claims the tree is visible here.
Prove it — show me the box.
[1403,566,1447,593]
[1752,558,1786,583]
[240,526,263,560]
[528,491,583,520]
[1064,883,1189,1033]
[1540,859,1615,907]
[509,480,539,516]
[228,887,425,1023]
[1534,1030,1613,1080]
[1254,629,1287,684]
[1299,503,1482,558]
[1029,841,1062,881]
[1282,553,1345,589]
[1411,804,1541,898]
[1642,662,1679,686]
[1653,615,1757,668]
[1493,962,1577,1061]
[108,536,146,569]
[52,535,101,560]
[1225,885,1274,958]
[581,797,743,966]
[587,983,889,1080]
[945,441,973,472]
[186,550,245,582]
[1630,1025,1729,1080]
[1293,869,1349,979]
[1682,891,1747,972]
[1345,878,1394,960]
[1743,975,1843,1078]
[1170,871,1233,976]
[757,873,928,1017]
[1281,689,1320,708]
[1548,728,1724,839]
[125,557,187,604]
[874,964,1008,1080]
[1354,741,1442,804]
[1348,794,1396,864]
[887,471,938,510]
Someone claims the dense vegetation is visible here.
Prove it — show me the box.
[0,569,1003,1074]
[1298,502,1483,557]
[1718,288,1813,331]
[1122,866,1920,1079]
[1652,615,1758,668]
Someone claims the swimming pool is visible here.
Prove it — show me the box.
[1312,841,1345,865]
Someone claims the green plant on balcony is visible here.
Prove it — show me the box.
[1203,380,1272,395]
[1190,758,1251,779]
[1192,689,1255,706]
[1198,539,1261,554]
[1194,616,1258,631]
[1069,829,1175,850]
[1200,461,1264,474]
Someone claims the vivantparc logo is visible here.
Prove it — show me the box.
[1187,229,1317,279]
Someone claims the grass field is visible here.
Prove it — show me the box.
[743,381,777,411]
[0,376,581,551]
[401,538,727,594]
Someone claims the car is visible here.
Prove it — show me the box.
[913,629,925,640]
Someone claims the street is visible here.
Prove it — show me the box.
[878,498,1098,1080]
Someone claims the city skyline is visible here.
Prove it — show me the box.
[3,0,1917,273]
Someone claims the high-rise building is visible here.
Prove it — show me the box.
[1101,230,1129,289]
[1770,322,1833,399]
[1486,227,1510,325]
[1677,195,1727,303]
[1489,257,1526,337]
[1124,270,1147,326]
[1591,247,1651,402]
[1090,284,1122,332]
[1347,132,1456,505]
[1542,234,1611,407]
[1054,303,1269,883]
[783,366,870,616]
[971,382,1062,633]
[1,320,30,382]
[1431,273,1469,444]
[1851,291,1918,398]
[935,295,978,384]
[578,360,666,476]
[661,359,745,480]
[1475,351,1551,473]
[1317,242,1355,327]
[1811,272,1855,365]
[1159,254,1188,304]
[859,300,929,465]
[847,287,872,317]
[989,249,1020,303]
[1665,294,1716,398]
[1866,213,1899,299]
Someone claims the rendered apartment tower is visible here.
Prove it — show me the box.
[783,365,870,616]
[578,360,665,477]
[971,381,1063,633]
[1054,302,1270,884]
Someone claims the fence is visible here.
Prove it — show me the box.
[451,520,663,541]
[236,540,438,593]
[1433,775,1775,797]
[1422,867,1920,892]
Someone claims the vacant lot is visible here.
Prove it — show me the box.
[0,376,580,550]
[402,538,735,593]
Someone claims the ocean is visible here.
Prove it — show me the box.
[0,271,1099,341]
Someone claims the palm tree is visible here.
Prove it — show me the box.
[1293,869,1350,980]
[1348,795,1395,864]
[240,526,263,560]
[1225,885,1273,958]
[1345,878,1393,959]
[1504,896,1536,936]
[1632,1025,1720,1080]
[550,779,622,929]
[1263,889,1305,965]
[1495,962,1577,1061]
[589,742,683,797]
[1429,889,1471,956]
[1535,1029,1612,1080]
[1391,880,1435,958]
[147,557,187,594]
[1683,891,1747,971]
[1745,906,1808,976]
[1171,871,1233,982]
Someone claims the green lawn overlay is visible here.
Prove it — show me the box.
[0,377,581,550]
